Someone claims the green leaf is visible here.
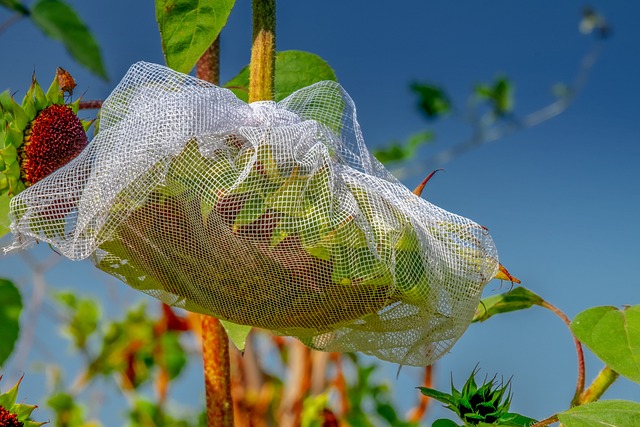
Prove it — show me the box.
[497,412,538,426]
[417,387,455,405]
[571,305,640,383]
[557,400,640,427]
[432,420,461,427]
[55,291,100,349]
[220,320,251,352]
[156,0,235,74]
[475,77,514,117]
[30,0,107,79]
[410,82,451,119]
[473,287,543,323]
[0,192,12,238]
[159,333,187,380]
[225,50,337,102]
[0,278,22,367]
[373,130,433,164]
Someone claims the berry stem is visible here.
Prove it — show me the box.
[196,38,235,427]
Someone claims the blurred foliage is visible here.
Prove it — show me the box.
[0,0,107,78]
[410,82,451,119]
[373,130,433,164]
[47,391,100,427]
[475,77,514,118]
[0,278,21,367]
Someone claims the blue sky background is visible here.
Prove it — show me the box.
[1,0,639,424]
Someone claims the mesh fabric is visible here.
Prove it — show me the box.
[8,62,499,366]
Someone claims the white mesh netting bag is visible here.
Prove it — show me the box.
[7,62,499,366]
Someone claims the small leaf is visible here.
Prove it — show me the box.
[373,130,433,164]
[473,287,543,323]
[571,305,640,383]
[156,0,235,73]
[417,387,455,405]
[410,82,451,119]
[557,400,640,427]
[220,320,251,352]
[225,50,337,102]
[30,0,107,79]
[475,77,514,117]
[0,278,22,367]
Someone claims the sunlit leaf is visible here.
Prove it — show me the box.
[473,287,542,323]
[30,0,107,79]
[571,305,640,383]
[225,50,337,102]
[220,320,251,352]
[156,0,235,73]
[0,279,21,367]
[557,400,640,427]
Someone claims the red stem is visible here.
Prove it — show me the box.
[539,300,585,406]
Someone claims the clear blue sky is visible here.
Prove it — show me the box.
[1,1,639,424]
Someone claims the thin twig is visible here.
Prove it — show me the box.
[401,40,605,175]
[78,100,103,110]
[0,13,24,35]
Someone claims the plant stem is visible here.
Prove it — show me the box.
[197,37,220,86]
[201,316,234,426]
[249,0,276,102]
[576,366,619,405]
[539,300,585,406]
[196,38,234,427]
[530,414,559,427]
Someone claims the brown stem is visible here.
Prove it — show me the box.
[407,365,433,423]
[539,300,585,406]
[201,315,234,426]
[196,37,234,427]
[576,366,619,405]
[279,340,312,427]
[197,37,220,85]
[249,0,276,102]
[78,100,103,110]
[530,414,559,427]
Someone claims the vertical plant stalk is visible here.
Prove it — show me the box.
[249,0,276,103]
[196,36,234,427]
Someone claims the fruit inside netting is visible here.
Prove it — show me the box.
[8,62,502,365]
